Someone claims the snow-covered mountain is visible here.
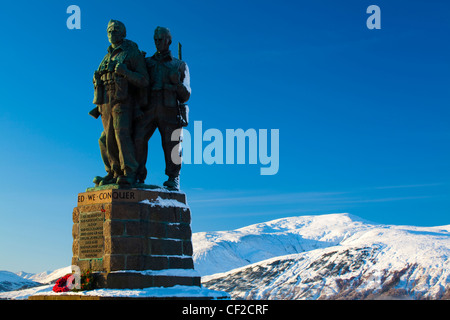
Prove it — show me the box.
[197,213,450,300]
[193,213,373,276]
[0,267,75,295]
[0,271,41,292]
[15,266,72,284]
[2,213,449,300]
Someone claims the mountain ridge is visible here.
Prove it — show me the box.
[2,213,449,299]
[197,213,450,299]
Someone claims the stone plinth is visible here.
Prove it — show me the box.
[71,187,200,289]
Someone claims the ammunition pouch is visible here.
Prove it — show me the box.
[98,71,129,103]
[93,71,105,105]
[93,83,105,105]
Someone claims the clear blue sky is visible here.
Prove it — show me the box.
[0,0,449,273]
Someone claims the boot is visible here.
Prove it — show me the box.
[163,176,180,191]
[117,173,136,186]
[94,172,116,186]
[136,171,146,184]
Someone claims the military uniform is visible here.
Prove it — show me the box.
[134,50,191,185]
[94,39,149,184]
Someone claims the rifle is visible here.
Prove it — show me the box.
[177,42,188,127]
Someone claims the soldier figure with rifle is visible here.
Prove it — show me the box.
[134,26,191,191]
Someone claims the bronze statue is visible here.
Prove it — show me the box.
[134,26,191,191]
[91,20,149,186]
[90,23,189,191]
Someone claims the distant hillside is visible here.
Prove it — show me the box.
[196,213,450,299]
[0,271,41,292]
[2,213,449,300]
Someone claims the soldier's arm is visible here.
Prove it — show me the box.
[177,62,191,103]
[115,50,149,88]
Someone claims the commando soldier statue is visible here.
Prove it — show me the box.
[91,20,149,186]
[134,26,191,191]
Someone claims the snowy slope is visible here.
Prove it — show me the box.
[0,271,41,292]
[15,266,72,284]
[17,266,72,284]
[0,267,71,294]
[0,283,229,300]
[3,213,449,300]
[198,213,450,299]
[193,213,376,276]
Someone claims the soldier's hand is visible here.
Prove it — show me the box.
[169,69,180,84]
[115,63,129,77]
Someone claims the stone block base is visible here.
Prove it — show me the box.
[95,272,201,289]
[71,186,200,289]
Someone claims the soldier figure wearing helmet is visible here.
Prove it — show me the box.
[92,20,149,186]
[134,26,191,191]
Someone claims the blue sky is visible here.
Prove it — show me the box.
[0,0,449,273]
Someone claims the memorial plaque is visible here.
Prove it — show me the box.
[79,211,104,259]
[77,188,186,206]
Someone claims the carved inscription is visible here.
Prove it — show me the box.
[79,211,104,259]
[77,189,137,205]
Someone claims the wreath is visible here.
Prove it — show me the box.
[52,270,95,293]
[78,270,95,291]
[52,274,72,292]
